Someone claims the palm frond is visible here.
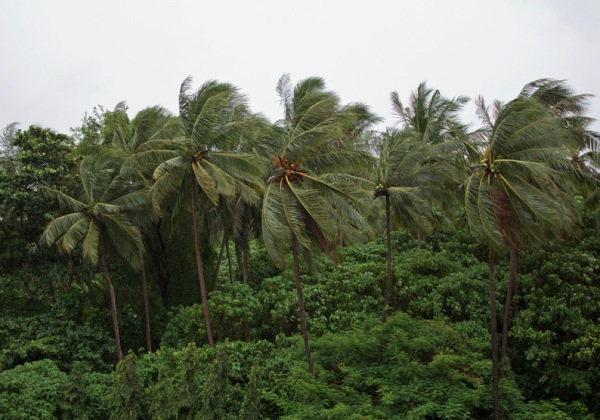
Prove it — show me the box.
[82,219,101,266]
[103,212,144,271]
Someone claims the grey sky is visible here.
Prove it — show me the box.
[1,0,599,135]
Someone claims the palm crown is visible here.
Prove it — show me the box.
[41,152,145,270]
[465,95,580,250]
[262,75,377,263]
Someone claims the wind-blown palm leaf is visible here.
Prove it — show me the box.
[40,212,87,252]
[103,212,143,272]
[42,187,85,213]
[82,219,101,266]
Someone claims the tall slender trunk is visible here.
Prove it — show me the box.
[149,246,168,308]
[226,237,234,285]
[153,222,170,308]
[512,253,520,318]
[191,176,215,347]
[488,246,500,420]
[99,239,123,362]
[382,193,393,322]
[140,251,152,353]
[416,226,422,251]
[242,219,250,342]
[290,231,315,378]
[213,232,228,290]
[68,254,75,281]
[501,245,518,363]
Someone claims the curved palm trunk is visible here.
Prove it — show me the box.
[99,239,123,362]
[501,245,518,363]
[242,219,250,342]
[290,231,315,378]
[191,176,215,347]
[488,246,500,420]
[382,193,393,323]
[140,251,152,353]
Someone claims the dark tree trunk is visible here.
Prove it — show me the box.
[501,245,518,363]
[149,246,169,308]
[191,176,215,347]
[242,219,250,342]
[152,221,171,308]
[213,232,228,290]
[140,251,152,353]
[488,246,500,420]
[512,255,520,318]
[226,237,234,285]
[67,254,76,281]
[290,231,315,378]
[99,239,123,362]
[382,193,393,323]
[416,226,422,251]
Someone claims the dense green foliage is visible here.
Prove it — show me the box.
[1,228,598,418]
[1,76,598,418]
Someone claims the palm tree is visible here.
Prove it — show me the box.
[110,104,180,352]
[522,79,600,225]
[262,75,378,377]
[374,128,454,322]
[391,82,468,248]
[464,92,580,418]
[151,78,263,347]
[40,152,146,361]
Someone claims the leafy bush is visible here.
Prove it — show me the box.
[0,359,66,419]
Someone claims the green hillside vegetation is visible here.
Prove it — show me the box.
[0,77,598,419]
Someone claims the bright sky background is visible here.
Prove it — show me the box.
[1,0,599,135]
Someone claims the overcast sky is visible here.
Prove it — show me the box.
[1,0,599,135]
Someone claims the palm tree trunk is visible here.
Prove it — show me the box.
[512,256,520,318]
[152,221,170,308]
[488,246,500,420]
[290,230,315,378]
[140,251,152,353]
[501,245,518,363]
[99,239,123,362]
[226,237,234,285]
[242,219,250,342]
[416,226,422,251]
[191,176,215,348]
[382,193,393,323]
[213,232,227,290]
